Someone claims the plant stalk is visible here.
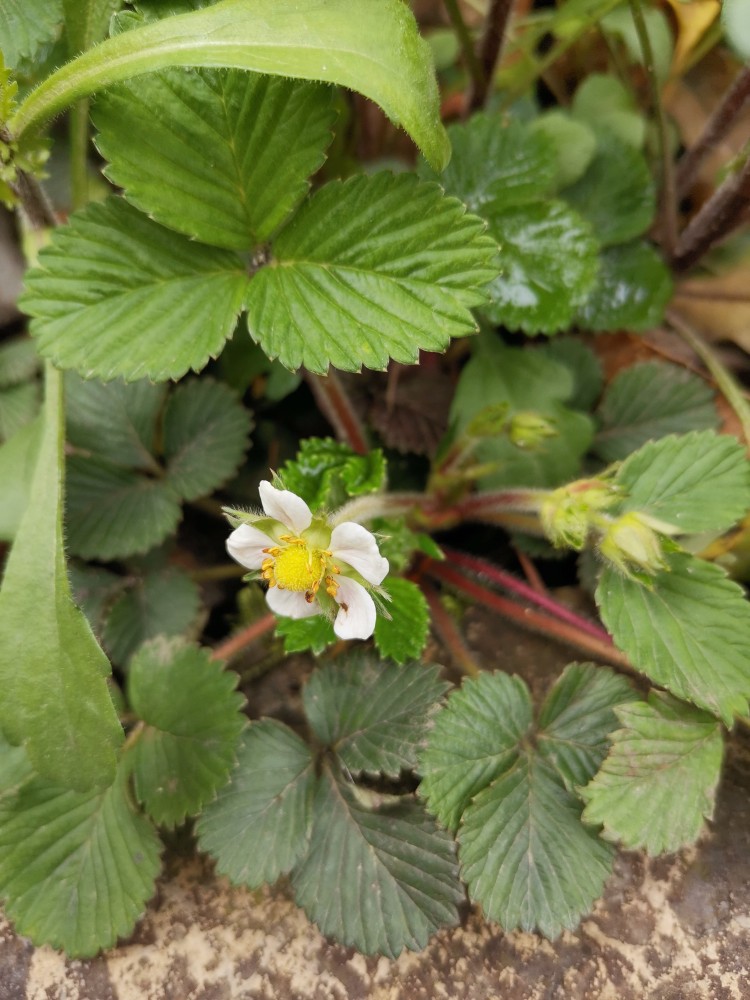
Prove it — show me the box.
[421,580,480,676]
[468,0,514,112]
[211,613,276,662]
[443,0,485,102]
[303,370,369,456]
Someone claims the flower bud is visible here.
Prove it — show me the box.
[598,511,669,580]
[507,411,558,450]
[540,480,616,550]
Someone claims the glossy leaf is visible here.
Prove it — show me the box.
[279,437,385,511]
[576,240,673,332]
[373,578,430,665]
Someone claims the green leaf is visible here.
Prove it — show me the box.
[0,337,40,388]
[291,768,461,958]
[0,0,62,67]
[596,552,750,724]
[540,338,603,411]
[303,656,448,779]
[482,200,599,334]
[723,0,750,59]
[0,415,42,541]
[603,6,673,84]
[245,173,498,374]
[615,430,750,533]
[68,562,125,638]
[571,74,645,149]
[418,672,533,833]
[94,69,334,249]
[196,720,316,887]
[127,638,245,827]
[580,693,724,854]
[529,111,597,188]
[274,614,336,655]
[594,362,719,463]
[0,381,39,442]
[0,366,122,790]
[458,754,614,939]
[162,377,252,501]
[62,0,119,53]
[562,132,655,246]
[576,240,673,332]
[280,437,386,511]
[13,0,450,172]
[21,197,249,382]
[373,577,430,664]
[0,760,161,957]
[103,567,202,665]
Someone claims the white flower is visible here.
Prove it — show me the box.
[226,481,389,641]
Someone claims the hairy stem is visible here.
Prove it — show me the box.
[468,0,514,112]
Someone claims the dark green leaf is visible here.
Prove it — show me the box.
[540,338,603,411]
[0,381,39,442]
[373,577,430,664]
[576,240,673,332]
[0,0,62,67]
[274,614,336,655]
[279,436,385,511]
[68,562,125,638]
[0,337,40,388]
[0,416,42,541]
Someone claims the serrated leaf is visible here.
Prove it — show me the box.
[482,200,599,335]
[303,656,448,779]
[196,720,316,887]
[576,240,673,332]
[280,437,385,511]
[0,415,42,541]
[0,760,161,957]
[373,578,430,664]
[580,693,723,854]
[594,362,719,463]
[291,768,461,958]
[21,197,249,382]
[418,672,532,833]
[274,614,336,655]
[0,381,39,442]
[162,377,252,501]
[0,337,40,388]
[458,753,614,939]
[596,552,750,724]
[615,430,750,533]
[94,69,334,249]
[0,0,62,67]
[127,638,245,827]
[245,172,498,374]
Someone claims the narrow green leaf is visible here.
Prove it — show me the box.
[596,552,750,724]
[291,768,462,958]
[576,240,673,332]
[62,0,118,54]
[196,720,316,887]
[581,693,723,854]
[21,197,249,381]
[94,69,334,249]
[373,578,430,665]
[0,0,62,67]
[0,366,122,790]
[0,415,42,541]
[280,437,386,511]
[274,614,336,655]
[303,656,448,779]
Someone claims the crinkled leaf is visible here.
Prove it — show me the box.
[291,768,461,958]
[0,381,39,441]
[0,761,161,957]
[279,436,385,511]
[196,720,316,887]
[0,0,62,67]
[21,197,249,382]
[615,430,750,533]
[274,614,336,655]
[0,415,42,541]
[373,577,430,665]
[369,368,452,457]
[577,240,673,332]
[529,112,597,188]
[580,692,723,854]
[127,638,246,827]
[594,362,719,463]
[0,337,40,388]
[245,173,498,374]
[596,552,750,724]
[94,69,334,249]
[304,655,448,779]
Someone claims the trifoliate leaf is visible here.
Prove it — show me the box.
[528,112,597,189]
[482,200,600,334]
[0,337,40,388]
[127,639,246,827]
[0,415,42,541]
[279,436,386,511]
[21,197,249,382]
[303,656,448,779]
[103,567,202,665]
[576,240,673,332]
[0,760,161,957]
[571,74,646,149]
[596,552,750,724]
[94,69,334,249]
[540,338,603,411]
[244,172,498,373]
[373,577,430,664]
[196,720,316,887]
[0,0,62,67]
[418,672,533,833]
[0,381,39,442]
[274,614,336,655]
[291,768,462,958]
[594,362,719,463]
[458,753,614,938]
[615,430,750,533]
[580,692,723,854]
[162,378,252,501]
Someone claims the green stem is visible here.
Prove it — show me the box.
[68,99,90,210]
[443,0,485,102]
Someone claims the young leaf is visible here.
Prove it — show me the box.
[275,614,336,655]
[0,761,161,957]
[127,639,246,827]
[291,768,462,958]
[244,173,498,374]
[0,366,122,790]
[580,693,724,854]
[195,720,316,888]
[303,655,448,779]
[596,552,750,724]
[93,70,334,249]
[21,197,249,381]
[373,577,430,665]
[571,74,645,149]
[615,430,750,533]
[594,362,719,463]
[0,0,62,67]
[279,437,386,511]
[576,241,673,332]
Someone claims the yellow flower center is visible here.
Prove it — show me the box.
[272,543,326,593]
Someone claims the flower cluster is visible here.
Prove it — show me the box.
[226,481,389,640]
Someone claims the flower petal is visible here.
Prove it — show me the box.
[226,523,276,571]
[330,522,389,585]
[333,576,377,640]
[265,586,321,619]
[259,480,312,535]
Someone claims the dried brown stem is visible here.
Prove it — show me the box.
[468,0,515,112]
[303,370,369,455]
[211,613,276,663]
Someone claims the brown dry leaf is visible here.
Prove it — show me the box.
[673,263,750,351]
[665,0,720,78]
[369,368,453,456]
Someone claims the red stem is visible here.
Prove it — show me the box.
[303,370,368,455]
[211,613,276,662]
[421,580,480,676]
